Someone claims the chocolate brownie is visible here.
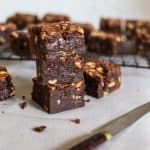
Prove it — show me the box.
[74,23,95,44]
[29,22,85,57]
[36,54,84,84]
[7,13,39,29]
[0,23,17,47]
[32,77,85,114]
[87,31,121,55]
[0,66,15,101]
[136,28,150,56]
[83,60,121,98]
[100,18,122,34]
[126,20,150,40]
[10,30,30,57]
[42,13,70,23]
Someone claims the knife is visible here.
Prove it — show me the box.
[70,102,150,150]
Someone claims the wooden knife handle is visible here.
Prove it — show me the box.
[70,132,112,150]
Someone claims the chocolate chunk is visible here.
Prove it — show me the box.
[19,101,27,109]
[32,125,46,132]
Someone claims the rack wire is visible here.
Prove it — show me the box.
[0,44,150,69]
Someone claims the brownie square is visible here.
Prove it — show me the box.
[83,60,121,98]
[7,13,39,29]
[100,18,122,34]
[10,31,30,58]
[0,23,17,47]
[32,77,85,114]
[126,20,150,40]
[74,23,95,44]
[0,66,15,101]
[36,54,84,85]
[29,22,85,57]
[87,31,121,55]
[136,28,150,56]
[42,13,70,23]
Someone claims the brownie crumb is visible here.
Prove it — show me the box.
[1,111,4,113]
[85,99,90,102]
[19,102,27,109]
[71,118,80,124]
[22,96,26,100]
[32,126,46,132]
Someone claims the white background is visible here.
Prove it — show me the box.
[0,0,150,28]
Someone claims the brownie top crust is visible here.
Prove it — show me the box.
[74,22,95,31]
[7,13,39,29]
[29,22,85,55]
[101,18,121,26]
[90,31,121,42]
[83,60,121,79]
[30,21,84,39]
[42,13,70,23]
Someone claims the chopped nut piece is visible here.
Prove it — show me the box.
[43,105,48,111]
[48,79,57,85]
[96,67,103,73]
[57,100,61,104]
[107,81,115,88]
[85,62,96,68]
[11,31,19,38]
[104,91,109,96]
[75,61,82,69]
[75,81,83,88]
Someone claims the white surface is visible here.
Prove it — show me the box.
[0,0,150,28]
[0,60,149,150]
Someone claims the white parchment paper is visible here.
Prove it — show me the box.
[0,60,149,150]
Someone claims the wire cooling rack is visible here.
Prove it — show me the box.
[0,45,150,69]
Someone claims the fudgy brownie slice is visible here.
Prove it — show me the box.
[136,28,150,56]
[83,60,121,98]
[100,18,122,34]
[74,23,95,44]
[42,13,70,23]
[29,22,85,57]
[87,31,121,55]
[32,77,85,114]
[0,23,17,47]
[0,66,15,101]
[36,54,84,85]
[126,20,150,40]
[7,13,39,29]
[10,30,30,58]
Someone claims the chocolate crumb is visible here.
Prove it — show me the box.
[22,96,26,100]
[85,99,90,102]
[32,126,46,132]
[1,111,4,113]
[71,118,80,124]
[19,102,27,109]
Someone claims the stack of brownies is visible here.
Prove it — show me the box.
[29,22,85,114]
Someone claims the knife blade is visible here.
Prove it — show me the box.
[70,102,150,150]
